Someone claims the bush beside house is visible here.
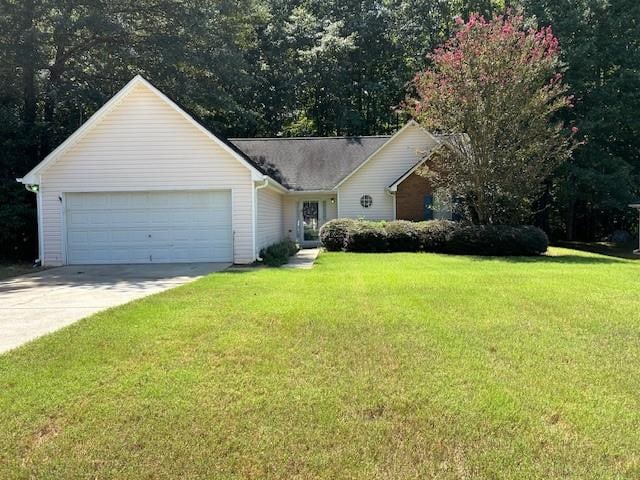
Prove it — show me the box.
[319,219,357,251]
[346,222,388,252]
[320,219,548,256]
[259,239,299,266]
[385,220,422,252]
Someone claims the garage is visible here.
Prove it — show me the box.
[65,190,232,264]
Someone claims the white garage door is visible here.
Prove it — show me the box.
[65,190,232,264]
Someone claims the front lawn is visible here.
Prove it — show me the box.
[1,249,639,478]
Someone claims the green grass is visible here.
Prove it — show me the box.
[0,262,40,280]
[1,248,639,479]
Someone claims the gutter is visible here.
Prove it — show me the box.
[385,187,396,220]
[253,177,270,261]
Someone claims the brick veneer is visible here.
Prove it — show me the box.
[395,172,433,221]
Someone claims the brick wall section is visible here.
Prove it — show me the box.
[395,172,433,221]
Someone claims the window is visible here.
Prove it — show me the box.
[360,194,373,208]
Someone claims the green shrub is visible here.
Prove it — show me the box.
[320,218,547,256]
[260,239,300,267]
[346,221,388,252]
[516,226,549,255]
[319,219,357,251]
[416,220,459,252]
[385,221,421,251]
[446,225,548,256]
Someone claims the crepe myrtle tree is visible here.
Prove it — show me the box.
[406,12,578,225]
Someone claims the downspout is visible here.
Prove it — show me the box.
[385,187,396,220]
[254,177,269,261]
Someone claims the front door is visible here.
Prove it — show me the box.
[301,201,320,245]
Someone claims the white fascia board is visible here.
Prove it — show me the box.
[20,76,144,184]
[20,75,273,186]
[286,189,336,195]
[333,120,439,189]
[387,143,448,192]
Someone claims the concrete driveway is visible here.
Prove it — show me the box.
[0,263,229,354]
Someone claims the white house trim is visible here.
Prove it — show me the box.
[333,120,439,189]
[19,75,283,189]
[387,143,448,192]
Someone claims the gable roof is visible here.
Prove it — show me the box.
[387,133,468,190]
[18,75,282,187]
[332,120,439,189]
[230,136,390,191]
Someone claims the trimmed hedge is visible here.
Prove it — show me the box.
[319,218,548,256]
[319,218,356,251]
[346,222,388,252]
[385,220,422,252]
[417,220,459,253]
[260,239,300,266]
[446,225,548,256]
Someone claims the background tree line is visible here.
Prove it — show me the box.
[1,0,638,259]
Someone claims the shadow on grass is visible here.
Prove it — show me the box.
[468,253,631,265]
[554,241,639,261]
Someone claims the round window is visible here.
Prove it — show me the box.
[360,194,373,208]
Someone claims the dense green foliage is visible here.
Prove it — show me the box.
[415,218,460,251]
[445,224,549,255]
[259,238,299,266]
[319,218,357,251]
[2,249,640,478]
[408,13,577,225]
[0,0,637,259]
[384,220,422,251]
[320,218,548,255]
[346,221,389,252]
[520,0,640,240]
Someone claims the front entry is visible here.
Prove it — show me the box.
[301,200,320,246]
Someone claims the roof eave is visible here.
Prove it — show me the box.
[333,120,438,189]
[19,75,285,188]
[387,142,448,191]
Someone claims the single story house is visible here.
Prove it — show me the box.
[19,75,453,266]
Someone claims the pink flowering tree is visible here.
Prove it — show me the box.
[406,12,578,225]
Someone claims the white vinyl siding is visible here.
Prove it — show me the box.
[39,83,255,265]
[337,124,437,220]
[256,186,284,251]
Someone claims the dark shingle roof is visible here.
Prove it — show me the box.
[229,136,391,190]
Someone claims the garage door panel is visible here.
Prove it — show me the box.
[65,191,232,264]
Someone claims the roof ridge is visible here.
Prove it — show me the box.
[229,135,392,141]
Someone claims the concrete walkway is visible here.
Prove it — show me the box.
[283,248,320,269]
[0,263,228,354]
